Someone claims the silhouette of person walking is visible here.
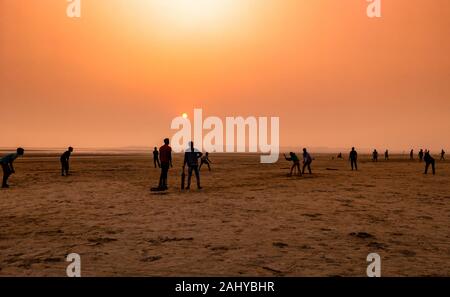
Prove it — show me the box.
[302,148,312,174]
[410,149,414,160]
[441,149,446,161]
[153,147,160,168]
[199,152,212,171]
[418,149,424,162]
[372,149,378,162]
[349,147,358,171]
[60,147,74,176]
[284,152,301,176]
[424,150,435,175]
[385,150,389,160]
[1,148,25,188]
[183,141,203,190]
[155,138,172,191]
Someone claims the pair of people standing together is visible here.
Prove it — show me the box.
[284,148,313,176]
[153,139,204,191]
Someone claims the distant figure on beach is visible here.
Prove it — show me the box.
[337,153,343,159]
[418,149,424,162]
[153,138,172,191]
[302,148,313,174]
[372,149,378,162]
[385,150,389,160]
[153,147,160,168]
[441,149,446,161]
[1,148,25,188]
[199,152,212,171]
[183,141,203,190]
[284,152,301,176]
[410,149,414,160]
[349,147,358,171]
[60,147,74,176]
[424,150,435,175]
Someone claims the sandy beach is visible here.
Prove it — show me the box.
[0,152,449,276]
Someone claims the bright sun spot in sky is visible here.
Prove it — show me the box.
[131,0,240,36]
[182,113,188,119]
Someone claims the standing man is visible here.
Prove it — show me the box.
[410,149,414,160]
[1,148,25,188]
[441,149,446,161]
[385,150,389,160]
[349,147,358,171]
[60,147,74,176]
[183,141,203,190]
[424,150,436,175]
[372,149,378,162]
[153,147,160,168]
[155,138,172,191]
[302,148,313,174]
[418,149,424,162]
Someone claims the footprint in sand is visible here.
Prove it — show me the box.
[349,232,375,239]
[272,242,289,248]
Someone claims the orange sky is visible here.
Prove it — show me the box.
[1,0,449,151]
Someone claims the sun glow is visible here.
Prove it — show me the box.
[129,0,242,37]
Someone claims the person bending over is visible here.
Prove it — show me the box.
[60,147,74,176]
[1,148,25,188]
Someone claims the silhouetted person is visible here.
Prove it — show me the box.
[183,141,203,190]
[157,138,172,190]
[349,147,358,171]
[60,147,74,176]
[153,147,160,168]
[418,149,424,162]
[1,148,25,188]
[337,152,343,159]
[199,152,212,171]
[302,148,312,174]
[385,150,389,160]
[441,149,446,161]
[410,149,414,160]
[372,149,378,162]
[424,150,435,175]
[284,152,301,176]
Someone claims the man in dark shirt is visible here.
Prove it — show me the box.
[418,149,424,162]
[372,149,378,162]
[424,150,435,175]
[349,147,358,171]
[302,148,313,174]
[153,147,160,168]
[441,149,445,161]
[157,138,172,190]
[1,147,25,188]
[60,147,74,176]
[183,141,203,190]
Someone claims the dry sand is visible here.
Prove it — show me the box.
[0,152,449,276]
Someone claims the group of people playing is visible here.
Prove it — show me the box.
[0,144,445,189]
[283,148,313,176]
[284,146,443,176]
[151,139,212,192]
[1,147,74,188]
